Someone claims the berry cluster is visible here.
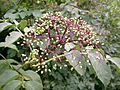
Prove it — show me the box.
[21,12,99,72]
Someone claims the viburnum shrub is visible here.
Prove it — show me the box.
[19,12,114,86]
[20,12,101,73]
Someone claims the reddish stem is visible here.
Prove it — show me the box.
[61,26,68,42]
[55,27,61,41]
[48,27,51,40]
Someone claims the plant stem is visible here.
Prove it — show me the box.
[0,53,6,60]
[17,53,65,70]
[61,26,68,41]
[0,53,13,69]
[16,27,24,36]
[41,54,65,64]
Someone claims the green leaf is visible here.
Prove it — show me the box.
[3,80,22,90]
[0,22,12,33]
[108,57,120,68]
[0,59,20,75]
[7,44,18,52]
[0,59,19,65]
[7,59,20,65]
[19,12,27,19]
[0,60,9,75]
[88,50,112,86]
[0,59,20,65]
[32,10,42,18]
[7,49,17,58]
[4,12,19,19]
[65,50,86,75]
[0,70,19,86]
[12,66,27,76]
[0,42,18,52]
[65,42,75,51]
[18,20,27,30]
[0,42,6,47]
[5,31,22,44]
[25,70,43,84]
[25,81,43,90]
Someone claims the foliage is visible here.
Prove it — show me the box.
[0,59,43,90]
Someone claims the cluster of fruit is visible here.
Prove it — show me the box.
[21,12,99,72]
